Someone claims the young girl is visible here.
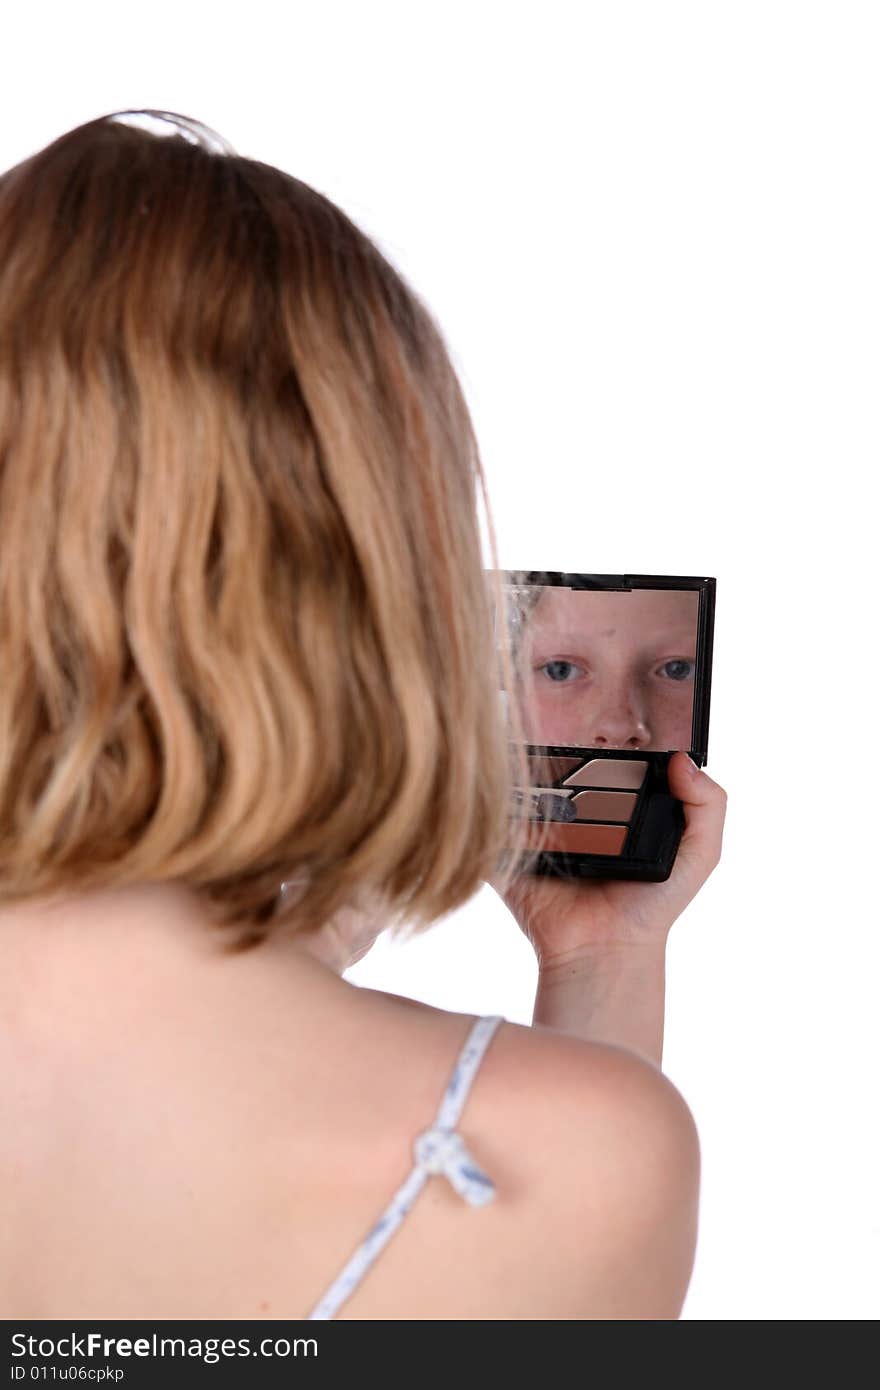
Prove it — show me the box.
[0,110,726,1321]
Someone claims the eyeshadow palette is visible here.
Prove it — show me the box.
[491,572,716,882]
[516,749,684,873]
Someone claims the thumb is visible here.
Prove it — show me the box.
[666,749,727,887]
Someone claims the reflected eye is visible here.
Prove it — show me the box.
[537,660,585,683]
[657,658,695,682]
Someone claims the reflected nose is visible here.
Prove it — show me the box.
[587,678,651,749]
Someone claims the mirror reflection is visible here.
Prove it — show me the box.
[499,585,700,752]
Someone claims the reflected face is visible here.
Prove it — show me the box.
[512,587,699,751]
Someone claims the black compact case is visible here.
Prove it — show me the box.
[491,572,716,882]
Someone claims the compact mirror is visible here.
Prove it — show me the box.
[489,572,716,883]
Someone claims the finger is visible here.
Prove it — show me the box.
[666,750,727,881]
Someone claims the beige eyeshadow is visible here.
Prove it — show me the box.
[562,758,648,790]
[523,821,628,855]
[570,790,637,822]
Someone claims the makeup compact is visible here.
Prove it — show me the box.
[490,572,716,882]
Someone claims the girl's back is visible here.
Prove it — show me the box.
[0,908,699,1321]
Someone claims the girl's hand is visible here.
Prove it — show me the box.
[488,751,727,970]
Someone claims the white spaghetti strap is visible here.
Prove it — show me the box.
[305,1013,505,1321]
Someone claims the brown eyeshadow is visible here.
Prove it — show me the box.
[570,789,638,822]
[523,821,628,855]
[562,758,648,790]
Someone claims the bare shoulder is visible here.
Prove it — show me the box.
[480,1021,701,1320]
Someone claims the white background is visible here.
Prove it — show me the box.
[3,1,877,1319]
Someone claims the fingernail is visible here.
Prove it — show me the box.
[685,754,702,776]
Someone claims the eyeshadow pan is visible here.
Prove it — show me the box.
[524,821,628,855]
[562,758,648,790]
[570,790,638,822]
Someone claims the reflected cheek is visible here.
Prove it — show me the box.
[647,685,694,746]
[522,680,596,742]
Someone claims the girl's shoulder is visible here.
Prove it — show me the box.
[325,995,700,1319]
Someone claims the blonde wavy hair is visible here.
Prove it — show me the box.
[0,109,545,952]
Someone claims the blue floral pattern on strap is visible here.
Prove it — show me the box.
[304,1013,505,1320]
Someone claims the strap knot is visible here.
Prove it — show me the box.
[413,1125,496,1207]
